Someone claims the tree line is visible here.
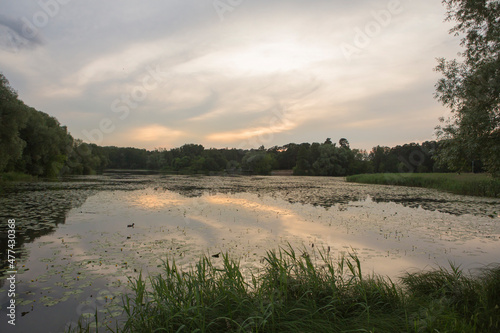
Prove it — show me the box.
[0,70,492,178]
[0,73,104,178]
[99,139,454,176]
[0,71,449,179]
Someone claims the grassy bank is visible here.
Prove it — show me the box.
[0,172,35,182]
[0,172,35,193]
[346,173,500,197]
[72,247,499,332]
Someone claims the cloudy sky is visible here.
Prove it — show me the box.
[0,0,461,151]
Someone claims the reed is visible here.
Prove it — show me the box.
[346,173,500,197]
[0,172,34,182]
[75,246,496,332]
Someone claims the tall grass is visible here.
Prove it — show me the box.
[346,173,500,197]
[83,246,497,333]
[0,172,34,182]
[401,263,500,332]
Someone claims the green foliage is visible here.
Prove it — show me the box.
[118,248,410,333]
[401,264,500,332]
[18,108,73,176]
[293,144,311,175]
[65,141,108,175]
[346,173,500,197]
[0,72,108,178]
[369,142,441,174]
[242,151,276,175]
[435,0,500,176]
[102,146,149,170]
[292,140,372,176]
[0,74,27,173]
[0,172,34,182]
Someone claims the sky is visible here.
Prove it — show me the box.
[0,0,462,151]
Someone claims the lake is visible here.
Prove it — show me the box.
[1,173,499,332]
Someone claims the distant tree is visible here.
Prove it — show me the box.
[65,141,107,175]
[203,149,227,172]
[173,156,191,171]
[276,143,300,169]
[349,149,372,174]
[308,142,321,167]
[293,144,311,175]
[312,143,346,176]
[180,144,205,158]
[146,149,166,170]
[242,151,275,175]
[434,0,500,175]
[369,146,390,173]
[339,138,350,149]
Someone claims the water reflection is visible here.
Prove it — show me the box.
[0,187,94,283]
[132,190,188,209]
[118,186,500,280]
[0,175,499,332]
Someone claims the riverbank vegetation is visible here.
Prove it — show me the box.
[347,173,500,198]
[0,171,35,182]
[71,247,500,333]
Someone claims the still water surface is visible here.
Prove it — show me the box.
[1,174,499,332]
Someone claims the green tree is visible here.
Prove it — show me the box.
[203,149,227,172]
[180,144,204,158]
[369,146,389,173]
[0,73,27,172]
[242,151,275,175]
[312,143,346,176]
[349,149,372,174]
[293,144,311,175]
[339,138,350,149]
[276,143,300,169]
[435,0,500,175]
[19,108,72,177]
